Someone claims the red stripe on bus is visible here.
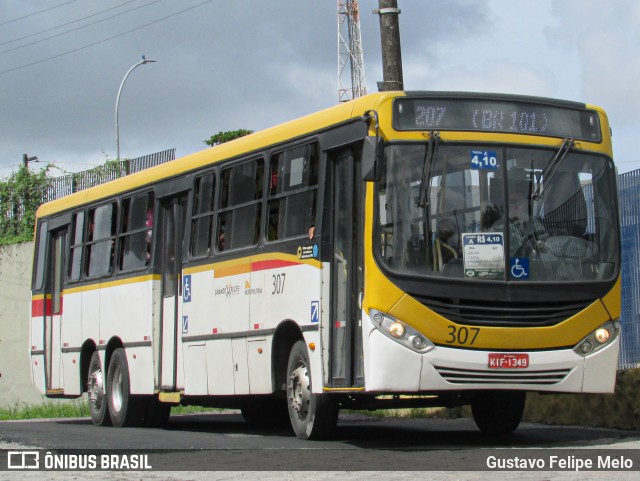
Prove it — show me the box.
[31,297,63,317]
[251,259,300,272]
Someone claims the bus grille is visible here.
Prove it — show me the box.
[435,366,571,385]
[412,295,591,327]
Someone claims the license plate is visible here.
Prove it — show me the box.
[488,353,529,369]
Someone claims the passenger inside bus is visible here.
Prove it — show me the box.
[434,217,459,270]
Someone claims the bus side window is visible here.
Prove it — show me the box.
[33,220,48,291]
[190,173,215,257]
[86,203,117,277]
[119,192,154,271]
[267,143,319,241]
[67,211,84,281]
[217,159,263,251]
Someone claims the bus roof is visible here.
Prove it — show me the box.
[35,90,606,219]
[36,91,402,219]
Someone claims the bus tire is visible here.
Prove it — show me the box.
[87,351,111,426]
[286,340,338,440]
[106,348,143,427]
[471,390,526,435]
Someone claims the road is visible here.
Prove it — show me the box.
[1,412,640,479]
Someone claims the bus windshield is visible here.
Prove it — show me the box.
[376,142,619,282]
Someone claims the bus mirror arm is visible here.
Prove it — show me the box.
[362,110,382,182]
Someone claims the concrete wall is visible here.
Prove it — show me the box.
[0,242,45,407]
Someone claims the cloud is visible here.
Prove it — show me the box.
[407,59,555,97]
[1,0,639,175]
[545,0,640,122]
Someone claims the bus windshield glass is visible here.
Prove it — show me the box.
[375,143,619,282]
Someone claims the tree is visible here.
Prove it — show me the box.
[204,129,253,147]
[0,164,53,245]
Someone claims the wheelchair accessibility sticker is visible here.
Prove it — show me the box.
[510,257,529,279]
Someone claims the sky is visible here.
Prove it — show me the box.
[1,0,640,179]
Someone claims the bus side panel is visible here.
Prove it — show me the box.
[247,338,271,393]
[183,343,208,395]
[81,288,100,351]
[210,264,250,395]
[30,302,46,395]
[61,290,82,395]
[321,261,331,386]
[99,279,155,395]
[249,259,323,393]
[181,268,213,395]
[207,339,235,395]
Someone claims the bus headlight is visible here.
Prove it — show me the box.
[573,320,620,356]
[369,309,434,354]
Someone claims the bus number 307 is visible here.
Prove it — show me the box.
[272,273,286,295]
[446,325,480,345]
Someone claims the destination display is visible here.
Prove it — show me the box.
[393,97,601,141]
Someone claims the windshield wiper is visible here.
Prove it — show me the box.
[417,131,440,208]
[533,137,574,199]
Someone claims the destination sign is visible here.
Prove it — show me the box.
[393,97,601,141]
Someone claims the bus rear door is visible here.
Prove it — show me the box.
[158,194,188,391]
[42,226,67,395]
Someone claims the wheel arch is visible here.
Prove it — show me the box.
[79,339,97,393]
[103,337,125,379]
[272,320,304,395]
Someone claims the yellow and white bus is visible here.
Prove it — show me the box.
[30,91,621,439]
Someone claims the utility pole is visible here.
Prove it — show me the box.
[375,0,403,91]
[23,154,38,168]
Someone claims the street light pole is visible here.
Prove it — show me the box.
[115,56,156,160]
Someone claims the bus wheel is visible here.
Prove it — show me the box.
[286,340,338,440]
[106,348,143,427]
[87,352,111,426]
[471,390,526,435]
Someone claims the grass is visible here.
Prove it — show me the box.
[0,399,90,420]
[0,399,225,421]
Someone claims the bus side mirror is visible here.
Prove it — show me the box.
[362,136,382,182]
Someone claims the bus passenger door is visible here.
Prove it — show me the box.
[159,194,188,391]
[329,149,364,387]
[43,228,67,394]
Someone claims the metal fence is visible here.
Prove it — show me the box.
[44,148,176,202]
[618,169,640,369]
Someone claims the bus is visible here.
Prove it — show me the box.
[30,91,621,439]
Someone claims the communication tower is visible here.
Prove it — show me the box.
[338,0,367,102]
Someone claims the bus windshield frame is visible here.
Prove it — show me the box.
[374,141,619,285]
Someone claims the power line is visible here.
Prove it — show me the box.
[0,0,79,27]
[0,0,215,76]
[0,0,166,55]
[0,0,139,48]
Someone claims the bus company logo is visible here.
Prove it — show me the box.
[215,283,240,298]
[244,281,262,296]
[7,451,39,469]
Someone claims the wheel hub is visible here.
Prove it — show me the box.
[88,370,104,409]
[288,361,310,419]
